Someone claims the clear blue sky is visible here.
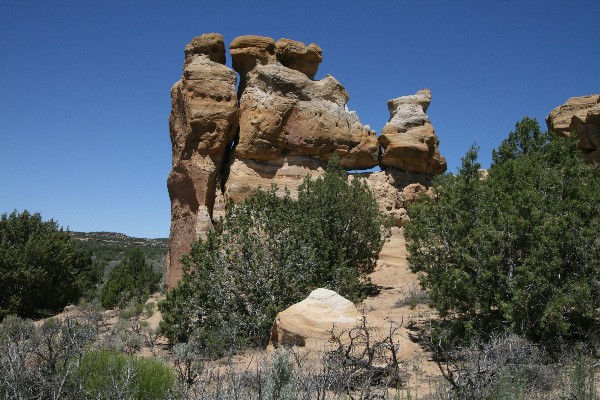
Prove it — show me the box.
[1,1,598,238]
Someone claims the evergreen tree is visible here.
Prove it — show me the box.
[0,210,100,319]
[405,118,600,343]
[159,157,391,351]
[100,248,161,309]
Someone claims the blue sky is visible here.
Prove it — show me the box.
[1,1,599,238]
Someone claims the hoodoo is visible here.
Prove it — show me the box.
[166,34,447,288]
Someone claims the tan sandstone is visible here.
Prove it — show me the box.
[222,35,380,211]
[379,89,447,175]
[358,170,432,227]
[546,94,600,164]
[275,38,322,79]
[184,33,226,65]
[166,34,239,288]
[268,288,361,350]
[234,62,379,169]
[166,34,448,289]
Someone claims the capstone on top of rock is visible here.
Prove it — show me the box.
[379,89,447,175]
[230,35,277,75]
[184,33,226,65]
[275,38,322,79]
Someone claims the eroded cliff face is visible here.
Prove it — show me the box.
[547,94,600,164]
[166,34,446,288]
[166,34,238,288]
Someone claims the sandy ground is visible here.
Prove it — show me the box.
[359,226,442,395]
[37,227,444,396]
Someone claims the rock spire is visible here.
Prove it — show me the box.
[166,34,447,288]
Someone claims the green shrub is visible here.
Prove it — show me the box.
[569,352,598,400]
[100,248,161,309]
[405,117,600,343]
[159,157,391,351]
[0,210,101,319]
[78,349,176,400]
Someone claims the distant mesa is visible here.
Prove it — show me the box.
[166,33,447,289]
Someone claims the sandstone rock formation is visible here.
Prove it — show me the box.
[275,38,322,79]
[379,89,447,175]
[268,288,360,349]
[232,47,379,169]
[166,33,238,288]
[360,171,432,227]
[546,94,600,164]
[222,35,380,211]
[166,34,447,288]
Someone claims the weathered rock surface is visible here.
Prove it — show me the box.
[379,89,447,175]
[235,62,379,169]
[546,94,600,164]
[268,288,360,349]
[166,34,238,288]
[230,35,277,95]
[166,34,447,288]
[184,33,226,65]
[219,156,326,212]
[359,170,432,227]
[275,38,322,79]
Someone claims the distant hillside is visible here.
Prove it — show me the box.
[71,231,169,277]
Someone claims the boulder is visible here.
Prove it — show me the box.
[268,288,361,349]
[275,38,322,79]
[546,94,600,164]
[166,38,239,289]
[379,89,447,175]
[184,33,226,65]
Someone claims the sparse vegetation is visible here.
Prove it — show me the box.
[395,285,429,310]
[163,317,408,399]
[71,231,168,264]
[159,156,392,352]
[78,349,176,400]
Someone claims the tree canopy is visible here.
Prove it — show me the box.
[100,247,161,309]
[405,118,600,343]
[0,210,100,319]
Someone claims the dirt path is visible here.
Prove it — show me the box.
[360,226,442,395]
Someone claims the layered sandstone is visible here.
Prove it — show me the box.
[379,89,447,175]
[268,288,360,350]
[222,35,380,207]
[166,34,447,288]
[231,37,379,169]
[166,33,238,288]
[546,94,600,164]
